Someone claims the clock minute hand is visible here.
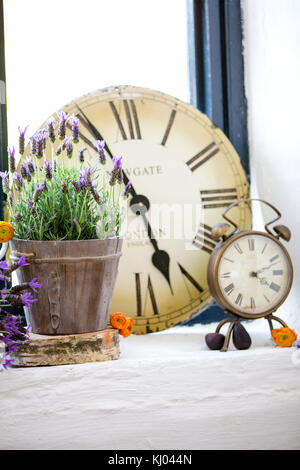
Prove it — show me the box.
[75,103,173,294]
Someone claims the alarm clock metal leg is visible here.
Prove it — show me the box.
[220,320,235,352]
[266,314,288,334]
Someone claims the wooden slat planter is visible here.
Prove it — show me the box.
[9,237,123,335]
[13,327,120,367]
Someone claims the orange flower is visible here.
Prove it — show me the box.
[271,327,297,348]
[0,221,14,243]
[120,317,134,338]
[110,312,127,330]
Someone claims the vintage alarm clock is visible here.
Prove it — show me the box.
[206,198,293,352]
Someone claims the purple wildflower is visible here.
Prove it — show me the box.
[28,278,42,293]
[70,116,80,144]
[123,181,132,198]
[26,157,35,175]
[18,125,28,155]
[63,137,73,158]
[94,140,106,165]
[61,180,68,194]
[30,136,37,155]
[57,111,69,140]
[44,160,52,179]
[53,158,57,173]
[0,260,9,270]
[0,171,9,194]
[7,191,13,205]
[47,116,57,144]
[55,145,62,156]
[12,172,23,191]
[33,182,44,202]
[82,167,92,184]
[15,213,22,222]
[20,164,27,179]
[36,132,44,158]
[89,184,102,205]
[7,146,16,173]
[70,179,81,193]
[109,156,123,186]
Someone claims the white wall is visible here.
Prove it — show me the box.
[242,0,300,330]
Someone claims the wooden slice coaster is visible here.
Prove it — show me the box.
[13,327,120,367]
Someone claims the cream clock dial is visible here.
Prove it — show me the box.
[217,233,292,315]
[25,86,251,333]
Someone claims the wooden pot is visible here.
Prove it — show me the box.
[9,237,123,335]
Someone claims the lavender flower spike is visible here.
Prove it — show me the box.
[109,156,123,186]
[94,140,106,165]
[44,160,52,179]
[25,157,35,175]
[63,137,73,159]
[12,172,23,191]
[18,125,28,155]
[30,136,37,155]
[0,171,9,194]
[61,180,68,194]
[70,116,80,144]
[47,116,57,144]
[36,132,44,159]
[123,181,132,198]
[7,146,16,173]
[57,110,69,140]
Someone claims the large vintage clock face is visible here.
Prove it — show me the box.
[26,86,251,333]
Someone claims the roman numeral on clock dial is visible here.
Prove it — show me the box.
[200,188,237,209]
[135,273,159,317]
[109,100,142,140]
[192,223,217,254]
[161,109,177,146]
[186,142,220,172]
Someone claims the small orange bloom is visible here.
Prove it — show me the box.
[120,317,134,338]
[271,327,297,348]
[0,221,14,243]
[110,312,127,330]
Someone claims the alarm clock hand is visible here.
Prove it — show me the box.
[257,261,280,274]
[75,104,173,293]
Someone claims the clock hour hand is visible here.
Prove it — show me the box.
[75,103,173,293]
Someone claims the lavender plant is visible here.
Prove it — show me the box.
[0,257,41,369]
[1,114,130,241]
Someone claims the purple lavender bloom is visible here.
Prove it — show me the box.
[61,180,68,194]
[0,171,9,194]
[7,146,16,173]
[18,256,29,268]
[15,213,22,222]
[94,140,106,165]
[44,160,52,179]
[20,164,28,179]
[70,116,80,144]
[123,181,132,198]
[53,157,57,173]
[7,191,13,205]
[12,172,23,191]
[57,111,69,140]
[26,157,35,175]
[89,184,102,205]
[47,116,57,144]
[109,156,123,186]
[30,136,37,155]
[70,179,81,193]
[83,167,92,184]
[73,218,81,234]
[33,182,44,202]
[79,175,88,191]
[28,278,42,293]
[20,292,38,308]
[63,137,73,159]
[36,132,44,158]
[18,125,28,155]
[0,260,9,270]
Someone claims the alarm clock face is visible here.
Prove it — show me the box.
[24,86,251,333]
[217,232,293,316]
